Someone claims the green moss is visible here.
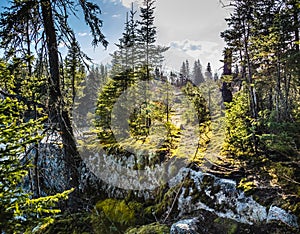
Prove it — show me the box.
[125,222,170,234]
[41,212,92,234]
[91,198,144,234]
[228,223,238,234]
[144,184,182,219]
[95,198,142,225]
[213,217,238,234]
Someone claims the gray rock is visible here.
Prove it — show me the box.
[170,218,202,234]
[267,206,299,228]
[168,168,298,228]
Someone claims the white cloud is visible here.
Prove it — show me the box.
[120,0,229,70]
[167,40,223,71]
[155,0,230,43]
[78,32,88,37]
[107,0,119,3]
[97,0,230,72]
[170,40,203,53]
[152,0,231,72]
[58,41,66,48]
[112,14,122,18]
[121,0,143,8]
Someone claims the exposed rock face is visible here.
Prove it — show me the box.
[26,133,299,231]
[267,206,298,227]
[23,132,69,195]
[170,212,299,234]
[28,133,155,202]
[170,218,202,234]
[168,168,298,228]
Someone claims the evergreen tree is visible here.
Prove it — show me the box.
[185,59,191,81]
[137,0,157,73]
[0,61,72,232]
[0,0,108,205]
[111,4,138,77]
[221,1,300,215]
[180,61,187,85]
[192,59,205,85]
[63,39,86,113]
[137,0,168,73]
[221,0,299,120]
[111,1,167,79]
[75,65,108,127]
[0,99,72,233]
[205,62,213,80]
[95,70,136,147]
[128,3,139,72]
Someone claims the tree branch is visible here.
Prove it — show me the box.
[0,89,45,109]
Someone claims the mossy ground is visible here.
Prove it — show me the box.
[125,223,170,234]
[40,212,92,234]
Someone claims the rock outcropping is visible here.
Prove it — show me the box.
[168,168,298,229]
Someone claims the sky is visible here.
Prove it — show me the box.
[0,0,232,73]
[78,0,232,73]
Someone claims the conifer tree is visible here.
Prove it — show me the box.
[0,0,108,205]
[185,59,191,81]
[205,62,213,80]
[221,1,300,207]
[193,59,205,85]
[180,61,187,85]
[137,0,168,73]
[137,0,157,74]
[0,62,72,232]
[63,39,86,112]
[111,4,139,77]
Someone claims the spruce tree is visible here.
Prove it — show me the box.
[63,39,86,113]
[180,61,187,85]
[0,0,108,203]
[0,61,72,232]
[221,1,300,213]
[193,59,205,85]
[205,62,213,80]
[185,59,191,81]
[137,0,157,73]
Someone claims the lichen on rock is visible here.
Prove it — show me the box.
[168,167,298,227]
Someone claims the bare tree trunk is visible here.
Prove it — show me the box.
[283,71,292,121]
[243,21,258,119]
[268,87,273,112]
[293,0,299,53]
[275,53,283,121]
[241,17,259,153]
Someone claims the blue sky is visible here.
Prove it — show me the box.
[0,0,231,72]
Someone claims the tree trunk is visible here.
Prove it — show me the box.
[40,0,80,206]
[293,0,299,53]
[275,53,282,121]
[243,21,258,119]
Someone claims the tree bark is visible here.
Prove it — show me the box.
[40,0,80,206]
[243,21,258,119]
[292,0,299,53]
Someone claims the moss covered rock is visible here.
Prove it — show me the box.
[91,198,144,234]
[126,222,170,234]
